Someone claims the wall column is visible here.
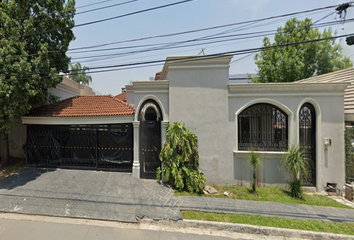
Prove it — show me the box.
[132,121,140,178]
[161,121,169,147]
[160,121,169,182]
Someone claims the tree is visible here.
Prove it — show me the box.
[247,151,261,195]
[281,146,308,198]
[69,62,92,85]
[0,0,75,165]
[158,122,206,193]
[253,18,352,83]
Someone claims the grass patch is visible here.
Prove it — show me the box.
[182,210,354,235]
[175,185,351,209]
[0,158,26,182]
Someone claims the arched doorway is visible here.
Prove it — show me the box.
[138,100,162,179]
[299,103,316,186]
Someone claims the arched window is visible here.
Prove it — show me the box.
[238,103,288,151]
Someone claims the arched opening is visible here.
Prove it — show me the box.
[299,103,316,186]
[138,100,162,179]
[238,103,288,151]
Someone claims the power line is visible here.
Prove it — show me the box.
[4,9,344,61]
[76,0,140,15]
[230,53,255,65]
[84,34,352,72]
[74,0,193,28]
[0,0,194,41]
[1,33,351,78]
[69,18,352,62]
[76,0,118,9]
[68,3,341,51]
[4,16,348,68]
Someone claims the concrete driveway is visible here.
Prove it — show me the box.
[0,168,181,222]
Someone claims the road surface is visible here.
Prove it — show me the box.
[0,213,299,240]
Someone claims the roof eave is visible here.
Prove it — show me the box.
[22,114,134,125]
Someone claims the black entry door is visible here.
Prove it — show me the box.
[299,103,316,186]
[139,100,162,179]
[140,120,161,178]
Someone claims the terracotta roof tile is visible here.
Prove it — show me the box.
[27,95,134,117]
[114,92,127,102]
[155,71,162,80]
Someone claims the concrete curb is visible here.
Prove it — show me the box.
[139,219,354,240]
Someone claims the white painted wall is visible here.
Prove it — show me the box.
[229,89,347,190]
[164,56,236,185]
[133,81,169,121]
[161,55,347,191]
[126,85,135,106]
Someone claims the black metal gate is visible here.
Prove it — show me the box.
[299,103,316,186]
[139,100,162,179]
[27,124,133,171]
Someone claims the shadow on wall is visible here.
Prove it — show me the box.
[0,167,56,190]
[234,154,288,187]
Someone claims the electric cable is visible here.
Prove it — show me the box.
[76,0,141,15]
[1,33,351,79]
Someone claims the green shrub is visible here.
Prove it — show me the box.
[345,127,354,181]
[281,146,308,198]
[288,179,303,199]
[158,122,205,193]
[247,150,261,195]
[156,166,162,183]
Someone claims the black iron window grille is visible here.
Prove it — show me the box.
[238,103,288,151]
[299,103,316,186]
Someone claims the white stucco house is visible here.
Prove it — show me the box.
[21,55,351,191]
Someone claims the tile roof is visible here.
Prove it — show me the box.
[296,68,354,115]
[114,91,127,102]
[27,95,134,117]
[155,71,162,80]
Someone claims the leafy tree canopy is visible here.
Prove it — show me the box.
[253,18,352,83]
[69,62,92,85]
[0,0,75,163]
[0,0,75,133]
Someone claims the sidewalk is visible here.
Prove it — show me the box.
[0,168,354,223]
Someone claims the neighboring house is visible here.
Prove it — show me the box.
[296,67,354,126]
[6,76,95,159]
[115,91,127,102]
[21,55,349,191]
[48,76,95,101]
[229,73,257,84]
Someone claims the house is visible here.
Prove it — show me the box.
[296,67,354,126]
[22,55,349,191]
[5,76,95,159]
[229,73,257,84]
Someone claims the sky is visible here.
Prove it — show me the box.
[67,0,354,95]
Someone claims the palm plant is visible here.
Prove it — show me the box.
[247,150,261,195]
[69,62,92,85]
[281,146,308,198]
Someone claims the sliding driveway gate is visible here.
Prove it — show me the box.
[27,124,133,171]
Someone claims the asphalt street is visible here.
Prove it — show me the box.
[0,213,293,240]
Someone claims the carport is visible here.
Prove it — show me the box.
[22,95,135,171]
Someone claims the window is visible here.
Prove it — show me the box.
[238,103,288,151]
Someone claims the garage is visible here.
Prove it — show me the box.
[23,95,135,171]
